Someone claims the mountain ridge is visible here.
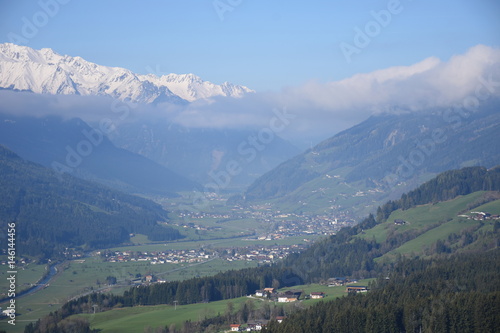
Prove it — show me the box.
[0,113,199,196]
[245,102,500,217]
[0,43,254,104]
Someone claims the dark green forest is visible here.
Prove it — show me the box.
[265,251,500,333]
[0,145,183,259]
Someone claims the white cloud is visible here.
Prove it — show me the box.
[169,45,500,144]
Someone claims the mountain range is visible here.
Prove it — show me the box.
[0,43,253,104]
[109,121,300,187]
[245,101,500,217]
[0,113,198,196]
[1,43,499,210]
[0,43,298,190]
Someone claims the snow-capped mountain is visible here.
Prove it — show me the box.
[141,73,253,102]
[0,43,253,103]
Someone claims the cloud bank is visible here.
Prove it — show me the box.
[172,45,500,143]
[1,44,499,146]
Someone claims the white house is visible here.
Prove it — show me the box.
[230,324,241,331]
[277,295,288,302]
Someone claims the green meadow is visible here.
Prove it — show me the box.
[77,280,372,332]
[0,257,257,333]
[358,192,500,262]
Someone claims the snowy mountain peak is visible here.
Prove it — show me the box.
[0,43,254,103]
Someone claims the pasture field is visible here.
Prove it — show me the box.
[367,193,500,262]
[0,257,258,332]
[0,262,48,295]
[78,280,372,332]
[360,191,488,244]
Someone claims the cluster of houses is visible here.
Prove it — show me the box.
[224,244,307,263]
[254,288,326,302]
[254,211,356,238]
[177,206,356,239]
[255,288,301,302]
[229,316,286,332]
[226,285,331,331]
[99,249,211,264]
[229,317,286,331]
[467,211,500,221]
[99,243,309,266]
[326,277,359,287]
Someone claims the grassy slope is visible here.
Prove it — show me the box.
[82,297,248,333]
[357,191,500,262]
[79,280,372,333]
[361,192,487,243]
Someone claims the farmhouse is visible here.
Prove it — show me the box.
[255,290,265,297]
[264,287,276,294]
[230,324,241,331]
[247,320,268,331]
[394,219,406,225]
[328,277,347,287]
[285,290,302,298]
[310,292,325,299]
[277,295,289,303]
[346,286,368,293]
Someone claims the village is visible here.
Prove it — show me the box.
[99,243,308,266]
[176,208,356,239]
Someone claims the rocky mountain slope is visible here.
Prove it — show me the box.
[245,101,500,217]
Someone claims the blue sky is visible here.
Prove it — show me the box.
[1,0,499,91]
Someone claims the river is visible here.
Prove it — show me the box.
[0,264,58,304]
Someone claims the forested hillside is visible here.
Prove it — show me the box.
[0,145,183,259]
[265,251,500,333]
